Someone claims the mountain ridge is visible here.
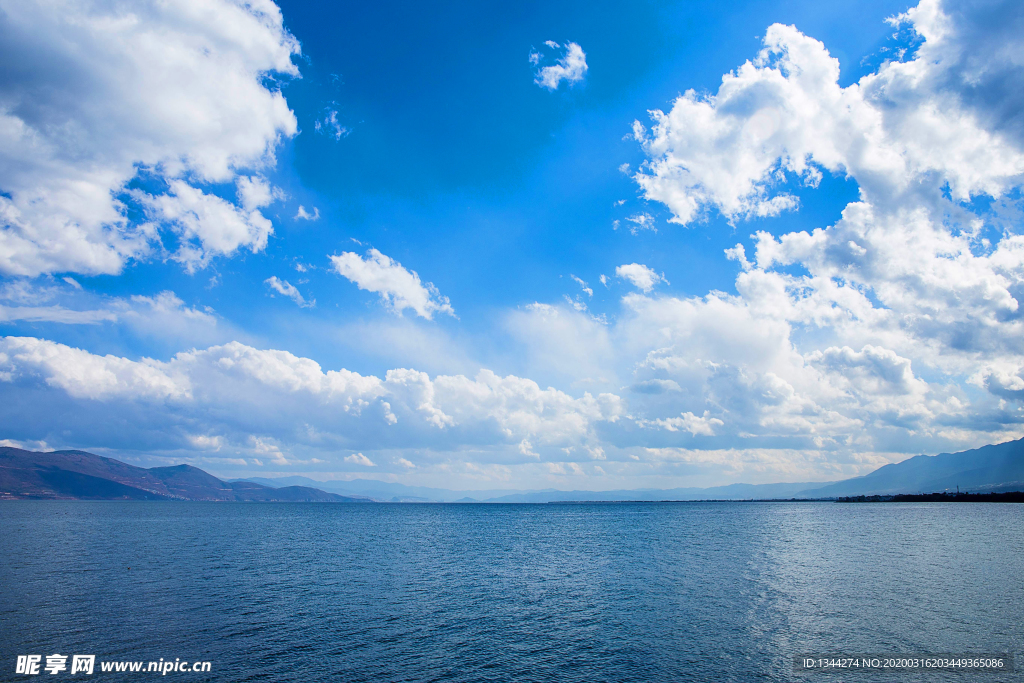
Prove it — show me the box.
[0,447,371,502]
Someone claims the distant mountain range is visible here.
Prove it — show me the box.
[795,438,1024,497]
[3,437,1024,502]
[0,447,371,501]
[241,437,1024,501]
[237,475,829,503]
[236,476,523,503]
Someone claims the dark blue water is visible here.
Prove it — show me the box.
[1,502,1022,682]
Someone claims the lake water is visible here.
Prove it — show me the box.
[1,502,1022,682]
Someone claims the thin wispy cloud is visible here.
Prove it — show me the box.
[625,213,656,234]
[295,206,320,221]
[265,276,314,308]
[571,275,593,298]
[315,109,349,140]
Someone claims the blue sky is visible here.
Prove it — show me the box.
[2,0,1023,490]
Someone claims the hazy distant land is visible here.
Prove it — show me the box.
[3,438,1024,502]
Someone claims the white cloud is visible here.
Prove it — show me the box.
[0,304,116,325]
[643,410,724,436]
[500,264,1008,470]
[265,276,313,308]
[616,288,924,443]
[295,205,320,221]
[235,176,280,212]
[633,2,1024,225]
[0,336,190,401]
[563,295,588,312]
[315,109,349,140]
[62,277,82,290]
[329,248,454,320]
[0,337,626,477]
[250,436,291,465]
[625,213,656,234]
[117,291,221,346]
[532,41,588,90]
[571,275,593,298]
[615,264,667,293]
[0,284,217,336]
[0,438,52,451]
[0,280,56,305]
[0,0,299,276]
[631,378,681,394]
[136,181,275,271]
[641,446,891,482]
[344,453,375,467]
[546,461,585,476]
[596,0,1024,464]
[6,0,1024,490]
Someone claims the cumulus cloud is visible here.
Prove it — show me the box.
[235,176,280,212]
[613,282,959,447]
[518,439,539,458]
[136,181,275,271]
[265,276,313,308]
[344,453,375,467]
[330,249,454,320]
[0,337,625,475]
[531,41,588,90]
[0,0,299,276]
[615,264,667,293]
[642,410,724,436]
[501,257,1014,476]
[593,0,1024,463]
[6,0,1024,489]
[633,1,1024,225]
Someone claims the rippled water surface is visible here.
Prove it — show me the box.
[2,502,1023,681]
